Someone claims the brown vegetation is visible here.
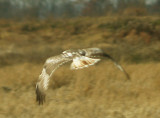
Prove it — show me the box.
[0,16,160,118]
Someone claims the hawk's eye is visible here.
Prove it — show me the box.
[79,50,86,56]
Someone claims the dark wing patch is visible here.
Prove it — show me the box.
[36,84,46,105]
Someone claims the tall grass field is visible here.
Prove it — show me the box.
[0,16,160,118]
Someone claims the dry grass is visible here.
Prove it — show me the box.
[1,62,160,118]
[0,16,160,118]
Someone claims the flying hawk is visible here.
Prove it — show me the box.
[36,48,130,105]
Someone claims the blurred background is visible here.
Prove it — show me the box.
[0,0,159,19]
[0,0,160,118]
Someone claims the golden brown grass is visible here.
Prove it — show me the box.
[1,62,160,118]
[0,16,160,118]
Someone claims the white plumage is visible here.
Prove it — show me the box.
[71,56,100,69]
[36,48,130,105]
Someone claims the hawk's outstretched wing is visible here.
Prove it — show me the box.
[82,48,130,80]
[36,54,72,105]
[36,51,100,105]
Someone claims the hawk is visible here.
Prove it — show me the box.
[36,48,130,105]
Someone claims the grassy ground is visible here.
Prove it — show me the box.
[0,16,160,118]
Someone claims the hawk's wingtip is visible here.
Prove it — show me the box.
[36,85,46,105]
[125,72,131,80]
